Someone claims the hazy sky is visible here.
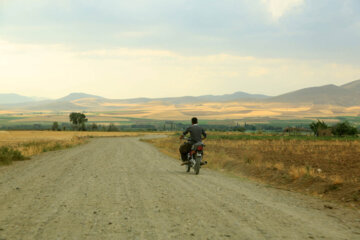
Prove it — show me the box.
[1,0,360,99]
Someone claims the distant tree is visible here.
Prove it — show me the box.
[233,126,246,132]
[69,112,88,131]
[332,121,358,136]
[244,123,256,131]
[310,120,328,136]
[91,123,98,131]
[51,122,59,131]
[108,123,118,132]
[101,125,107,132]
[80,122,87,131]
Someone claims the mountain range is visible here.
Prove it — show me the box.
[268,81,360,106]
[0,94,48,105]
[1,79,360,111]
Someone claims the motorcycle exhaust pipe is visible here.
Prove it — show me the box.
[181,161,190,166]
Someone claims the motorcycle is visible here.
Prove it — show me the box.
[182,137,207,175]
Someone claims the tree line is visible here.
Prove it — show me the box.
[309,120,358,137]
[1,112,358,136]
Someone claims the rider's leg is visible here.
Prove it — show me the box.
[179,143,188,161]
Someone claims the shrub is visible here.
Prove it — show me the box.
[332,121,358,136]
[0,146,26,165]
[318,128,333,137]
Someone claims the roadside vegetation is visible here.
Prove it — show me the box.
[0,146,27,165]
[0,135,87,166]
[0,131,150,166]
[144,131,360,207]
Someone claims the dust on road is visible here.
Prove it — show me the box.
[0,137,359,240]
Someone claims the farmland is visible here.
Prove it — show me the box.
[144,132,360,207]
[1,110,360,133]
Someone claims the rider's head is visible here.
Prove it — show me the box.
[191,117,198,125]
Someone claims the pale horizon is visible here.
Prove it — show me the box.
[2,78,360,100]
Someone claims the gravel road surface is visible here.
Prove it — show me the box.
[0,137,359,240]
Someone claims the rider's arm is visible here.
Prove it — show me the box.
[180,127,190,139]
[202,128,207,140]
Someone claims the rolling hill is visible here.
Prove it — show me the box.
[57,93,105,102]
[110,91,269,104]
[0,91,270,111]
[268,79,360,106]
[0,93,40,105]
[341,79,360,92]
[1,80,360,118]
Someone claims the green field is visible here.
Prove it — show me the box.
[1,111,360,133]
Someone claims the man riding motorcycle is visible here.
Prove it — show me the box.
[179,117,207,162]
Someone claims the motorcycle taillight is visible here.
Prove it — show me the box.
[197,146,203,151]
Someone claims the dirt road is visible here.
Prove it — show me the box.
[0,137,359,240]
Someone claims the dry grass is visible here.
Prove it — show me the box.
[13,136,87,157]
[144,134,360,205]
[0,131,146,147]
[0,131,157,165]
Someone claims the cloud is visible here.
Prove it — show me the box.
[1,39,359,99]
[261,0,304,20]
[1,0,359,64]
[248,67,270,77]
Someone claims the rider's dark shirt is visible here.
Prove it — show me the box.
[183,124,207,143]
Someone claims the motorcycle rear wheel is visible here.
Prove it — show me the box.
[194,156,201,175]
